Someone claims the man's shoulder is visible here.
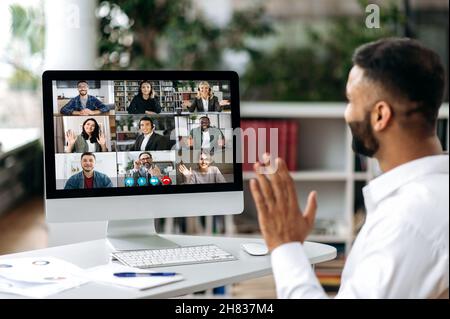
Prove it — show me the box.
[210,166,220,173]
[68,171,82,180]
[88,95,101,101]
[94,170,110,179]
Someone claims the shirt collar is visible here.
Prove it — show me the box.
[363,154,449,212]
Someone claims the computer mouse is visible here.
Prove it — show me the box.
[241,243,269,256]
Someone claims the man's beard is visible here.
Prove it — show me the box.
[348,112,379,158]
[143,162,151,169]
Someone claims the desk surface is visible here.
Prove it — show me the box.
[0,235,336,299]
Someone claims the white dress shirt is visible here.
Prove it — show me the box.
[271,155,449,299]
[201,130,210,148]
[202,98,209,111]
[140,132,153,151]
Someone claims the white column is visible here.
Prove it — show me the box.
[44,0,98,69]
[44,0,102,246]
[194,0,232,28]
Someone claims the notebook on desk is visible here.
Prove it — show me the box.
[85,262,184,290]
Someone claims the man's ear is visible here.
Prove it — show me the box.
[372,101,393,132]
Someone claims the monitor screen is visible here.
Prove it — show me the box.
[42,71,242,199]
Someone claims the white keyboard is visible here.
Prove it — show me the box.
[112,244,237,269]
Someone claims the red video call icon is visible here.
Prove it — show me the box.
[161,176,172,185]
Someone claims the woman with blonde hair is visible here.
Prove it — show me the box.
[187,81,224,112]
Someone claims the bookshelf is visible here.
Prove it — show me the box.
[237,102,449,254]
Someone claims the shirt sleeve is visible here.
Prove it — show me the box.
[128,96,137,114]
[153,98,162,114]
[60,98,76,115]
[271,242,328,299]
[214,96,222,112]
[188,99,197,112]
[91,96,109,113]
[213,167,226,183]
[105,176,113,188]
[64,175,78,189]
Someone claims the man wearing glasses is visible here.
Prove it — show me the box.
[128,152,163,185]
[60,80,109,115]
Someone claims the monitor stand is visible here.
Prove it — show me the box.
[107,219,179,251]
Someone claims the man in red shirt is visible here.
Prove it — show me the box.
[64,152,113,189]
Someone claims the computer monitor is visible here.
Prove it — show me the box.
[42,71,243,250]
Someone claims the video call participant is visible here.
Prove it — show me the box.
[65,118,108,153]
[188,116,225,153]
[178,152,226,184]
[129,116,165,151]
[186,81,229,112]
[127,80,162,114]
[64,152,113,189]
[250,38,448,299]
[60,80,110,115]
[128,152,163,184]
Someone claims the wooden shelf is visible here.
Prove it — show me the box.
[243,171,348,181]
[240,102,346,118]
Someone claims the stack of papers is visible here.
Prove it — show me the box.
[0,257,89,298]
[0,257,184,298]
[84,262,184,290]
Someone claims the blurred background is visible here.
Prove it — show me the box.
[0,0,448,298]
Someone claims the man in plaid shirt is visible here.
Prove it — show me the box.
[60,80,109,115]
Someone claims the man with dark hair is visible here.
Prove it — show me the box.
[188,116,225,153]
[130,116,165,151]
[250,38,448,298]
[60,80,109,115]
[64,152,113,189]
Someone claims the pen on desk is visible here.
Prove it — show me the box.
[113,272,178,277]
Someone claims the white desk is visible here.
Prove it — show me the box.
[0,235,336,299]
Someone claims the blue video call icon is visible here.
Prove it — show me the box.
[137,177,147,186]
[149,176,159,186]
[125,177,134,187]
